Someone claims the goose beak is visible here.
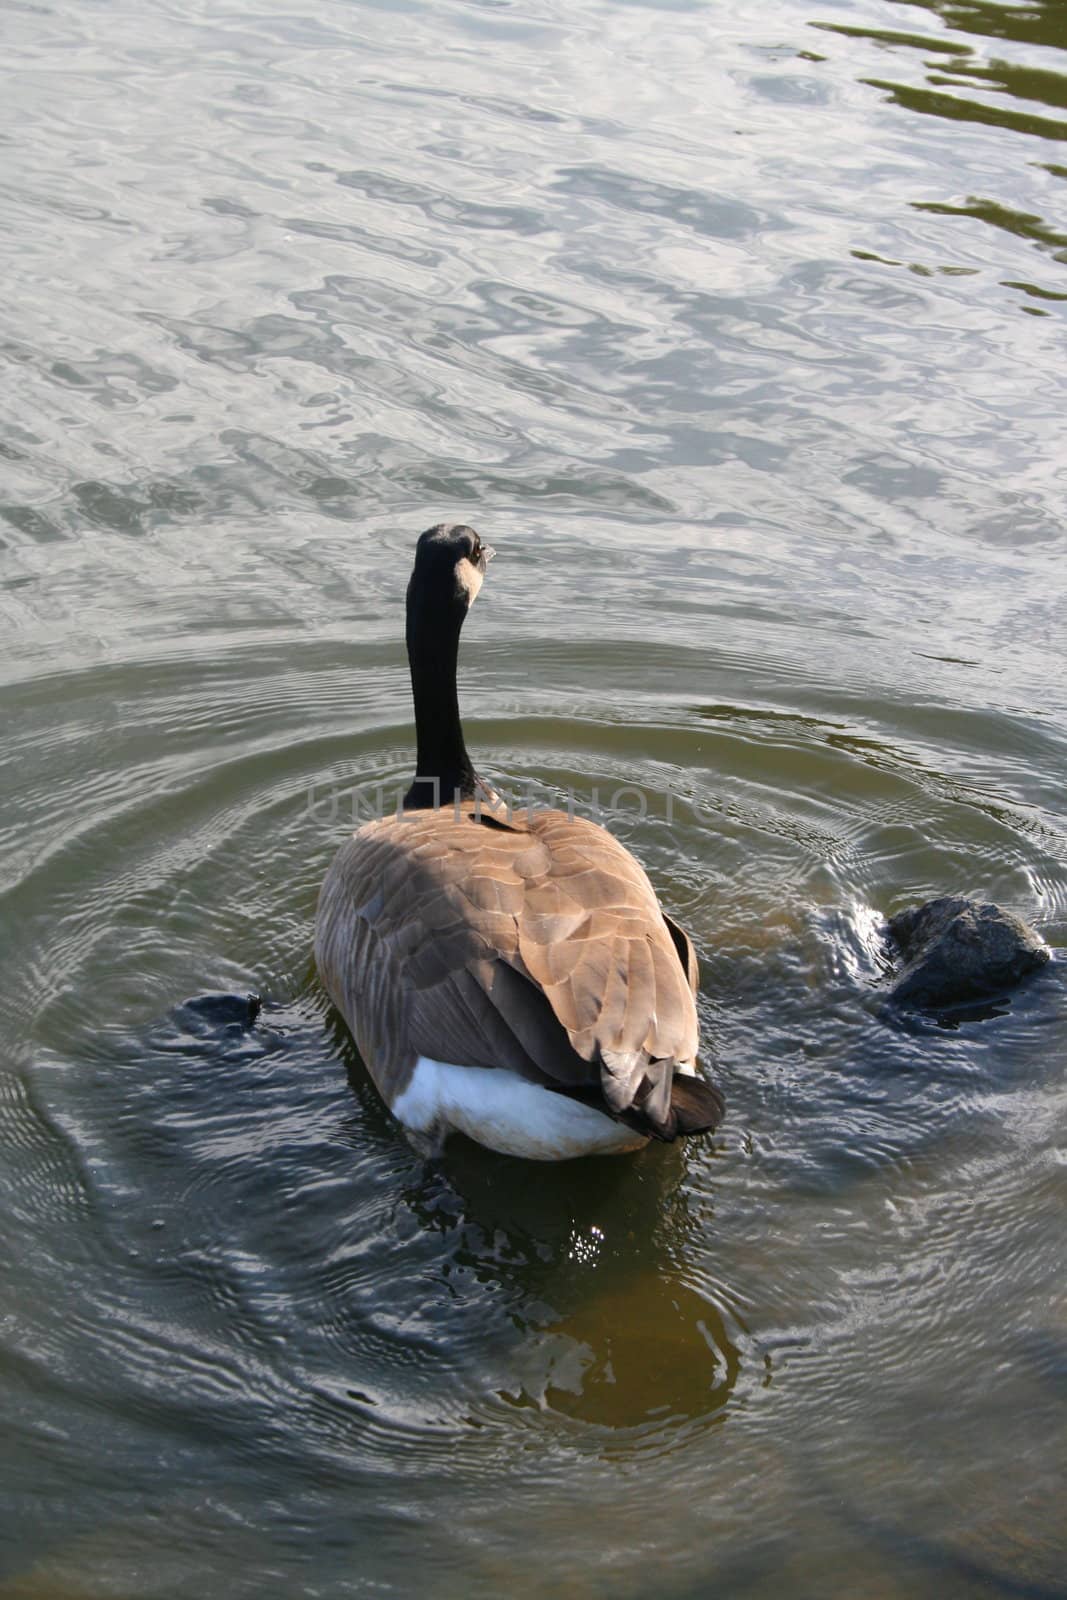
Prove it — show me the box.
[481,542,496,567]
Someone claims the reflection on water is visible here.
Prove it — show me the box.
[814,0,1067,311]
[893,0,1067,51]
[1,0,1066,1593]
[403,1142,743,1432]
[864,72,1067,145]
[914,194,1067,251]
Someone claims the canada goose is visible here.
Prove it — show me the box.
[315,523,725,1159]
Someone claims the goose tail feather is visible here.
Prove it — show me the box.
[600,1050,725,1142]
[666,1073,725,1138]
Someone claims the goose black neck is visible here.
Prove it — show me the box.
[403,586,476,810]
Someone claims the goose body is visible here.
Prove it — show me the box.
[315,524,724,1159]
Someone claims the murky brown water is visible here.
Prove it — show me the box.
[1,0,1065,1595]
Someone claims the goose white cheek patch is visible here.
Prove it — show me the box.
[454,558,483,604]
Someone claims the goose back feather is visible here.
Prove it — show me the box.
[316,801,723,1150]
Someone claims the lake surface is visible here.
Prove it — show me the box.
[2,0,1065,1594]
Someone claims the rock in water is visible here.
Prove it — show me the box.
[887,896,1050,1012]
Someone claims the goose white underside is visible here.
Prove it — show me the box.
[391,1056,651,1160]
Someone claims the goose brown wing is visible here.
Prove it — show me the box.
[516,808,698,1064]
[316,807,552,1101]
[314,805,705,1135]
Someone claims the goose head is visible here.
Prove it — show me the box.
[408,522,495,617]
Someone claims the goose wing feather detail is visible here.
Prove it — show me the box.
[315,805,710,1138]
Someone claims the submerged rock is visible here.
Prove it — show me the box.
[886,896,1049,1013]
[171,991,262,1037]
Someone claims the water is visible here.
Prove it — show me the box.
[2,0,1066,1593]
